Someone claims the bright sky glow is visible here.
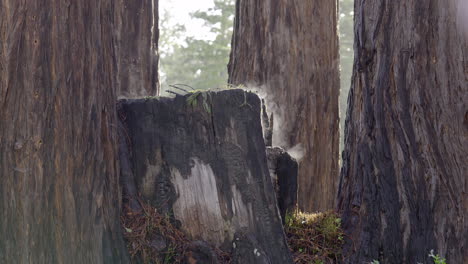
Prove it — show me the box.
[160,0,216,40]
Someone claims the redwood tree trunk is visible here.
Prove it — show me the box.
[228,0,340,212]
[338,1,467,263]
[0,1,128,262]
[114,0,159,97]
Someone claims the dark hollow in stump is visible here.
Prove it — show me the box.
[119,89,293,264]
[266,147,298,223]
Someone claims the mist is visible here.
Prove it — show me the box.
[457,0,468,35]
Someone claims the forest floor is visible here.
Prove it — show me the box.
[121,198,345,264]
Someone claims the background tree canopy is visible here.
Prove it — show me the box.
[159,0,235,94]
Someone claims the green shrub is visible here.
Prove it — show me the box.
[429,250,447,264]
[285,211,345,264]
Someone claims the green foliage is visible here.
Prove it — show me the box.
[285,211,345,264]
[163,246,176,264]
[160,0,235,94]
[368,250,448,264]
[143,95,159,100]
[429,250,447,264]
[186,91,212,114]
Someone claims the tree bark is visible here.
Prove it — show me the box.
[228,0,340,212]
[338,1,468,263]
[0,1,128,263]
[114,0,159,97]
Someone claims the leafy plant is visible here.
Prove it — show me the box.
[429,250,447,264]
[163,246,176,264]
[186,90,212,114]
[285,211,345,264]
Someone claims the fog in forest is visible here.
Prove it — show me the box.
[458,0,468,35]
[160,0,355,158]
[2,0,466,263]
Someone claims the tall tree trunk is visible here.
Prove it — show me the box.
[0,1,128,263]
[338,1,467,263]
[228,0,340,212]
[115,0,159,97]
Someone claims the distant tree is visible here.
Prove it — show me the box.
[229,0,340,212]
[338,0,354,155]
[160,0,235,93]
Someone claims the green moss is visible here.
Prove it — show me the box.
[285,211,345,264]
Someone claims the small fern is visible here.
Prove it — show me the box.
[186,91,201,107]
[429,250,447,264]
[186,91,211,114]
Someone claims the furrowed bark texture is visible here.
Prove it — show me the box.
[228,0,340,212]
[338,1,468,263]
[114,0,159,97]
[0,1,128,263]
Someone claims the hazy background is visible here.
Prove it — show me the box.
[159,0,235,94]
[159,0,355,157]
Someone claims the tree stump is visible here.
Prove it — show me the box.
[119,89,293,264]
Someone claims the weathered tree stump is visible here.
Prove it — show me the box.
[119,89,293,264]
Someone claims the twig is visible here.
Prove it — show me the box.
[172,83,196,90]
[169,84,190,93]
[166,90,184,96]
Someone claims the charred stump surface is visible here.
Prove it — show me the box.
[119,89,293,264]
